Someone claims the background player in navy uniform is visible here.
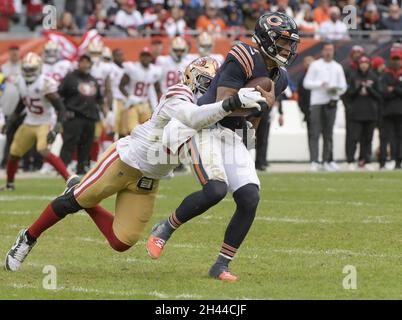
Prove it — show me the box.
[147,12,300,280]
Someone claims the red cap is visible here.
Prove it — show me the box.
[358,55,370,64]
[371,56,385,69]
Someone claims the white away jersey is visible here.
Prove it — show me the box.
[42,60,73,86]
[17,74,58,125]
[91,61,113,95]
[156,55,190,94]
[110,62,129,101]
[124,62,162,103]
[116,83,228,179]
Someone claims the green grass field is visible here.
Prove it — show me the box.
[0,172,401,299]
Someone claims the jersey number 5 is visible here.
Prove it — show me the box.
[25,97,44,115]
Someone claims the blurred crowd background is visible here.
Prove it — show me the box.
[0,0,402,38]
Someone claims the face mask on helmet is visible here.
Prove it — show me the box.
[183,57,218,97]
[44,48,60,64]
[22,53,42,83]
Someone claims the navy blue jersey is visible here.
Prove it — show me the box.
[198,41,289,130]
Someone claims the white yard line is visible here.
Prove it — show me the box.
[6,283,203,299]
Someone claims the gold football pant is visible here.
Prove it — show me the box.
[73,144,159,246]
[10,123,50,157]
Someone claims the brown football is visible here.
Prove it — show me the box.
[245,76,272,92]
[232,77,272,116]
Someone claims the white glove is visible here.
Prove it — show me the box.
[237,88,267,111]
[125,94,143,109]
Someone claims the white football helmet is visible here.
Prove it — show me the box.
[87,41,104,63]
[182,56,219,97]
[197,32,213,57]
[22,52,42,83]
[170,36,188,63]
[43,41,61,65]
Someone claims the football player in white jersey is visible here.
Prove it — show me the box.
[88,41,113,163]
[110,48,130,138]
[42,41,73,86]
[0,53,73,191]
[4,57,266,272]
[119,47,162,135]
[156,36,190,94]
[187,32,225,66]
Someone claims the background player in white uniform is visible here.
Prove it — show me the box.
[88,41,113,164]
[119,47,162,135]
[110,48,130,138]
[187,32,224,66]
[156,36,191,94]
[1,53,72,191]
[4,56,265,272]
[42,41,73,86]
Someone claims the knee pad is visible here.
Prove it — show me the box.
[233,184,260,211]
[51,188,83,218]
[203,180,228,205]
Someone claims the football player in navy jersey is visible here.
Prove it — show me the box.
[147,12,300,281]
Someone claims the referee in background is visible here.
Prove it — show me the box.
[58,54,102,175]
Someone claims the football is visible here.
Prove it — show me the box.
[232,77,272,116]
[245,76,273,92]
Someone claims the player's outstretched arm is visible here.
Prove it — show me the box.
[46,93,65,143]
[164,89,266,131]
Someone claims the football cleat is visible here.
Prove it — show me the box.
[146,220,173,259]
[0,182,15,191]
[5,229,37,271]
[209,263,238,281]
[62,174,81,195]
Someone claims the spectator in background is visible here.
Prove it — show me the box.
[242,0,269,31]
[361,2,381,33]
[379,44,402,169]
[371,56,386,76]
[196,4,226,34]
[295,4,319,37]
[58,54,102,175]
[105,0,123,27]
[343,45,366,168]
[181,0,203,29]
[0,0,15,32]
[24,0,43,31]
[115,0,143,37]
[303,41,347,172]
[225,5,246,39]
[143,0,170,36]
[297,55,315,148]
[57,11,78,34]
[313,0,330,25]
[380,4,402,32]
[271,0,295,18]
[164,6,187,37]
[87,1,109,33]
[318,6,349,41]
[345,55,381,171]
[65,0,95,30]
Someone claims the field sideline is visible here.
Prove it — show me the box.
[0,172,401,299]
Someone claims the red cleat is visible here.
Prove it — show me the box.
[146,235,166,259]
